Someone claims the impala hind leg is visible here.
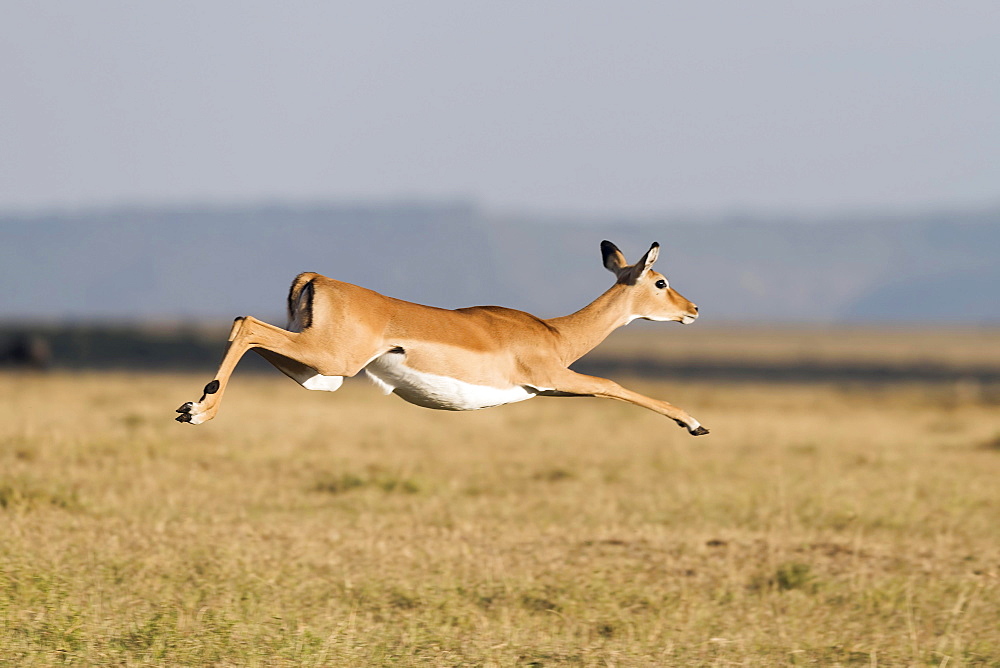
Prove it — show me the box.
[176,316,308,425]
[255,349,344,392]
[544,371,709,436]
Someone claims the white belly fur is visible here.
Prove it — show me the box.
[364,352,537,411]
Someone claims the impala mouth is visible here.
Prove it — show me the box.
[680,314,698,325]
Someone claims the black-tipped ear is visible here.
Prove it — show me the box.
[622,242,661,284]
[639,242,660,272]
[601,240,628,274]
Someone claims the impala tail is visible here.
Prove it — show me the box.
[287,272,318,332]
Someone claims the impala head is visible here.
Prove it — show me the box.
[601,240,700,325]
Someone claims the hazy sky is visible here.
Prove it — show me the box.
[1,1,997,215]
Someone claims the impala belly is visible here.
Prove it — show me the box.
[363,350,537,411]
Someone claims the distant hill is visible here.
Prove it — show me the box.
[2,203,998,323]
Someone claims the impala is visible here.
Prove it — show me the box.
[176,240,709,435]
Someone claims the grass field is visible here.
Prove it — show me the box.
[1,354,999,665]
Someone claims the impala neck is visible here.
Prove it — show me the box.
[547,283,633,364]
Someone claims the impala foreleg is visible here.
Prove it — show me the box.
[548,371,709,436]
[176,316,303,425]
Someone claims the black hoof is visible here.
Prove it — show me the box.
[176,402,193,413]
[176,413,193,423]
[690,426,710,436]
[203,380,220,395]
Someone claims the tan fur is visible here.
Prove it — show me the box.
[176,241,708,435]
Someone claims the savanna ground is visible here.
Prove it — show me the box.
[1,329,999,666]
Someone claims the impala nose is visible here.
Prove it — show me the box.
[693,305,699,313]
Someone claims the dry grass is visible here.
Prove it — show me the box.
[0,367,998,666]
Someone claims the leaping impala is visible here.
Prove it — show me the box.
[176,240,709,435]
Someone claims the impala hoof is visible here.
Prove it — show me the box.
[175,399,210,424]
[690,425,710,436]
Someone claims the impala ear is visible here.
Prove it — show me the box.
[639,242,660,273]
[601,240,628,274]
[622,242,660,284]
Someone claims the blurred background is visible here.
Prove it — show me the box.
[1,1,997,375]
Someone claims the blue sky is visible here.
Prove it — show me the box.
[1,1,998,215]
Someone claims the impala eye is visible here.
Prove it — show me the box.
[655,279,667,290]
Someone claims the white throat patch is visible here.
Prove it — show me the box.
[625,314,673,325]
